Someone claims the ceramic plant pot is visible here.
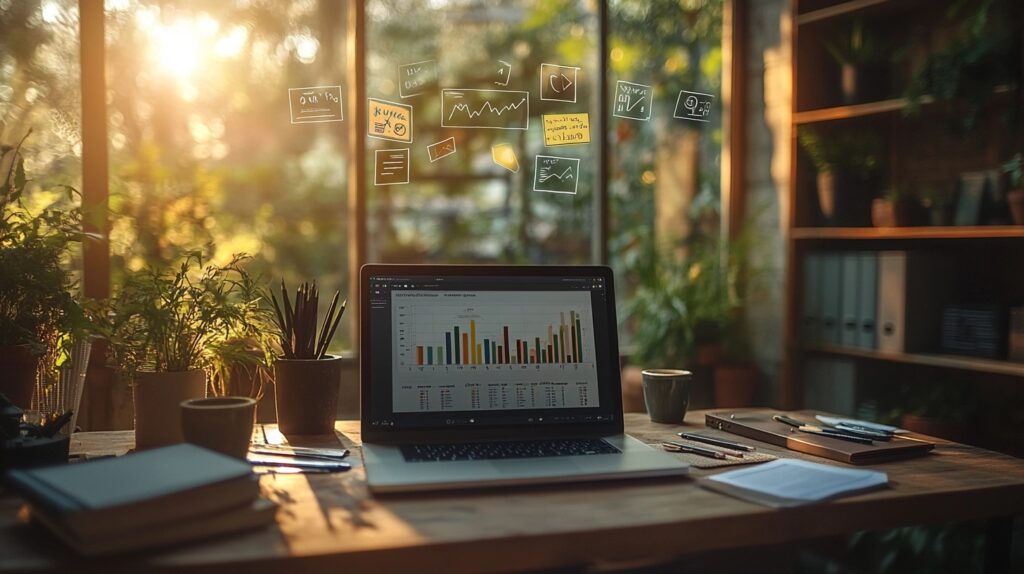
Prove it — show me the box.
[274,355,342,435]
[133,370,207,449]
[713,363,759,408]
[0,344,39,409]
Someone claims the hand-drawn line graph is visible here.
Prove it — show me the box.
[613,80,652,122]
[534,155,580,195]
[441,89,530,130]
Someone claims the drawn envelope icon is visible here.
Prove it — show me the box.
[491,143,520,173]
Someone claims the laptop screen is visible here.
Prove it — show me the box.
[365,269,621,433]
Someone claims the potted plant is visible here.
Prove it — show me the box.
[0,133,92,410]
[824,18,888,104]
[1004,153,1024,225]
[104,252,266,449]
[268,281,346,435]
[798,127,883,226]
[872,186,922,227]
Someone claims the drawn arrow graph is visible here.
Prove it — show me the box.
[538,166,575,183]
[442,89,530,130]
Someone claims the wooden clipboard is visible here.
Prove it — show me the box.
[705,410,935,465]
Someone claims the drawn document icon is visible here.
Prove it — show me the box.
[673,90,715,123]
[491,143,520,173]
[427,137,457,163]
[375,149,410,185]
[540,63,580,103]
[368,98,414,143]
[494,60,512,87]
[612,81,652,122]
[442,89,530,130]
[534,156,580,195]
[398,60,438,98]
[288,86,343,124]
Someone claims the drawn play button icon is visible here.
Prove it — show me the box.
[540,63,580,103]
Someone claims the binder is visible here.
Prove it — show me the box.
[820,253,842,345]
[840,253,860,347]
[877,251,954,353]
[857,252,878,349]
[801,253,822,344]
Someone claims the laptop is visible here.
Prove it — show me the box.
[360,264,689,493]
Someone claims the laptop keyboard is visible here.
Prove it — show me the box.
[400,438,620,462]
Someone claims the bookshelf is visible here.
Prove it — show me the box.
[782,0,1024,453]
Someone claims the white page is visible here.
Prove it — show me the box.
[706,459,888,503]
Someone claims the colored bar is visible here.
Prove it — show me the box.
[497,344,503,364]
[491,342,497,365]
[454,326,460,364]
[535,337,541,364]
[576,318,583,362]
[542,349,547,363]
[503,326,510,364]
[570,311,578,363]
[553,334,559,363]
[462,333,469,365]
[530,349,536,363]
[427,346,433,365]
[445,333,452,364]
[437,346,443,365]
[560,313,566,362]
[548,343,554,364]
[416,346,424,365]
[517,339,523,364]
[484,339,490,364]
[470,320,477,364]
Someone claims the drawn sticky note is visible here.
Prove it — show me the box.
[375,148,410,185]
[534,155,580,195]
[491,143,519,173]
[442,89,529,130]
[613,81,652,122]
[542,113,591,147]
[368,98,413,143]
[288,86,343,124]
[673,90,715,123]
[398,60,438,98]
[540,63,580,103]
[427,137,456,162]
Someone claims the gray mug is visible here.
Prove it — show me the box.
[641,369,693,424]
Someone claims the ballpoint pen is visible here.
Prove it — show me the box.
[773,415,874,445]
[677,432,755,454]
[661,441,729,460]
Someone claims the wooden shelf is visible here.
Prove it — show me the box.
[805,344,1024,378]
[791,226,1024,241]
[793,96,933,124]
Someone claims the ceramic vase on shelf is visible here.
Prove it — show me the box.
[133,370,207,449]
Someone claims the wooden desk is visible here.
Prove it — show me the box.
[2,410,1023,573]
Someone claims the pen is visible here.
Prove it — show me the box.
[661,441,728,460]
[678,432,755,453]
[796,426,874,445]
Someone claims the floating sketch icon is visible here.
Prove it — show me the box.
[534,155,580,195]
[368,98,413,143]
[375,148,410,186]
[427,137,456,163]
[673,90,715,123]
[288,86,343,124]
[442,89,529,130]
[398,59,438,98]
[540,63,579,103]
[491,143,520,173]
[542,113,591,147]
[613,81,652,122]
[494,60,512,87]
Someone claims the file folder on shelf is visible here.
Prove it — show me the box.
[820,253,842,345]
[840,253,860,347]
[857,252,878,349]
[877,251,954,354]
[801,253,822,344]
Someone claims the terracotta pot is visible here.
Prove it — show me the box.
[713,363,758,408]
[1008,189,1024,226]
[181,396,257,459]
[694,343,723,367]
[0,345,39,409]
[620,365,645,413]
[840,62,888,105]
[133,370,207,449]
[274,355,342,435]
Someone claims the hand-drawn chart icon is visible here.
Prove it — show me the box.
[427,137,456,163]
[398,59,438,98]
[540,63,580,103]
[494,60,512,87]
[613,81,653,122]
[534,155,580,195]
[442,89,529,130]
[542,113,591,147]
[368,98,413,143]
[673,90,715,123]
[375,148,410,186]
[491,143,520,173]
[288,86,343,124]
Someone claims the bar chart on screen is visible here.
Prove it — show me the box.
[390,290,600,413]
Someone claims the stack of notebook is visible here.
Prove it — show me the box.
[5,443,275,555]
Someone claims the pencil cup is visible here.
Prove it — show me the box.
[274,355,342,435]
[641,369,693,424]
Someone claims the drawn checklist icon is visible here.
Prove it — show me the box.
[375,149,410,186]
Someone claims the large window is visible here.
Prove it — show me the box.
[1,0,726,353]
